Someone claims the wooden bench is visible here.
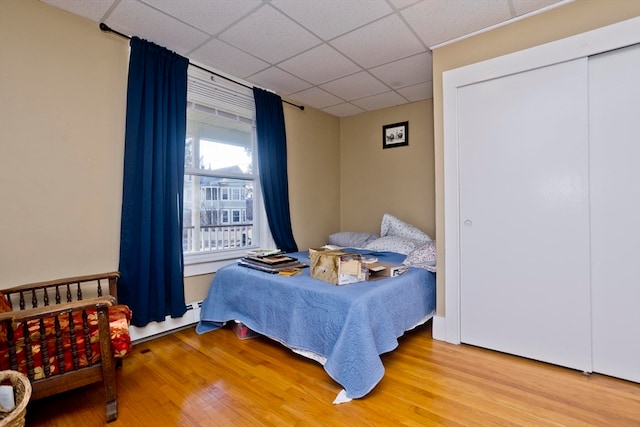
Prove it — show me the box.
[0,272,132,422]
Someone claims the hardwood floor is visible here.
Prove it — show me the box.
[26,321,639,426]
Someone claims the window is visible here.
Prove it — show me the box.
[232,209,241,223]
[220,209,229,224]
[183,68,273,275]
[231,188,243,200]
[203,186,219,201]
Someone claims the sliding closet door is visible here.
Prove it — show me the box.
[589,44,640,383]
[458,58,592,371]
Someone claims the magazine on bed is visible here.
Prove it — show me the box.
[244,253,298,265]
[238,258,307,274]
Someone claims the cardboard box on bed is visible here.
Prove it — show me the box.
[309,248,367,285]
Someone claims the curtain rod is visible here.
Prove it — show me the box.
[99,23,304,111]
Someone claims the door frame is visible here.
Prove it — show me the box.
[441,17,640,344]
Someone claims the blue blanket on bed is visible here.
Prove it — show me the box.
[196,249,436,399]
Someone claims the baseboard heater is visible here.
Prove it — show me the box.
[128,300,203,343]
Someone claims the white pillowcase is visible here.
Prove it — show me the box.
[380,213,432,245]
[328,231,379,248]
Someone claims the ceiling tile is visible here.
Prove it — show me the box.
[322,103,366,118]
[388,0,424,9]
[41,0,115,22]
[278,44,361,85]
[219,5,321,64]
[369,52,432,89]
[106,0,209,55]
[351,91,408,111]
[288,87,344,109]
[320,72,389,101]
[249,67,311,96]
[331,14,425,69]
[271,0,393,40]
[403,0,512,47]
[42,0,565,117]
[190,39,269,79]
[141,0,262,35]
[511,0,566,16]
[396,81,433,102]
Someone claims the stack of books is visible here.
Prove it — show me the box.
[246,248,282,257]
[239,249,307,274]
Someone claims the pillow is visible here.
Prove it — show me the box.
[363,235,422,255]
[380,213,432,245]
[0,293,12,313]
[403,241,437,272]
[328,231,379,248]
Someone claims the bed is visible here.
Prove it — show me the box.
[196,245,436,403]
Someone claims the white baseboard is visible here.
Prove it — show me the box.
[431,315,447,342]
[432,315,462,344]
[129,301,202,343]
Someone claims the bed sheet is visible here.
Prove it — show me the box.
[196,249,436,400]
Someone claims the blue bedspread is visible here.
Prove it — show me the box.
[196,249,436,399]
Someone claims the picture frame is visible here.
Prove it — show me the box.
[382,121,408,149]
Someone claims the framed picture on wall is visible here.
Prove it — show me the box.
[382,121,408,149]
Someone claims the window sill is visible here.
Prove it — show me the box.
[183,248,250,277]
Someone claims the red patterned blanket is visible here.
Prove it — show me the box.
[0,298,132,380]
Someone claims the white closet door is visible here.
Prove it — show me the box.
[458,58,592,371]
[589,44,640,383]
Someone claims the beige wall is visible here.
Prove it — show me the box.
[340,100,435,238]
[432,0,640,316]
[0,0,129,286]
[284,104,341,250]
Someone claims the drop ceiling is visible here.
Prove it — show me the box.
[41,0,568,117]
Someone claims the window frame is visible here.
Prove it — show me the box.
[183,67,274,277]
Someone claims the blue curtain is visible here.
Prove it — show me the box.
[118,37,189,327]
[253,88,298,253]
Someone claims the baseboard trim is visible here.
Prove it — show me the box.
[129,301,202,343]
[432,315,446,341]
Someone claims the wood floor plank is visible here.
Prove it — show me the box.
[24,321,639,426]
